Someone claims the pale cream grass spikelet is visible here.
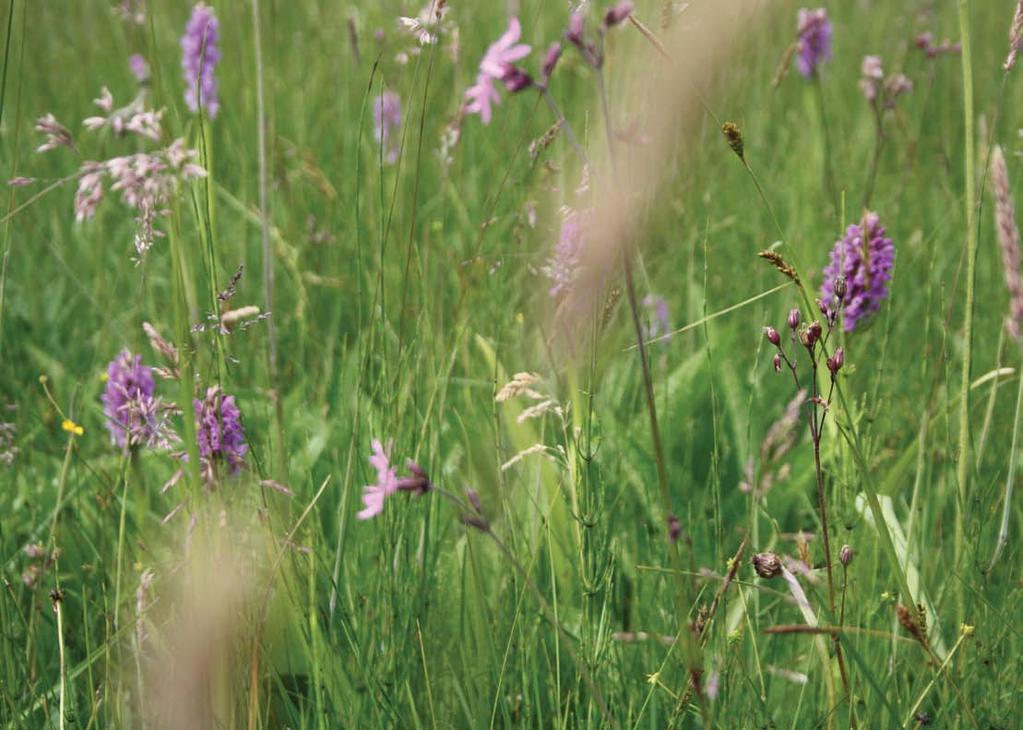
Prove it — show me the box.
[220,305,261,328]
[495,372,543,401]
[1006,1,1023,71]
[991,145,1023,340]
[516,398,564,423]
[500,443,556,471]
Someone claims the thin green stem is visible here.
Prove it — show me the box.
[988,365,1023,570]
[955,0,977,587]
[250,0,287,479]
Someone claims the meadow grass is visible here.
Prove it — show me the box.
[0,0,1021,727]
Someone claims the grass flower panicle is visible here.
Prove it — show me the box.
[993,145,1023,339]
[822,212,895,332]
[181,2,220,118]
[34,114,73,153]
[1007,1,1023,71]
[544,207,586,298]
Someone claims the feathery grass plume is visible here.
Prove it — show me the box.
[992,145,1023,339]
[795,8,832,78]
[83,86,162,139]
[495,372,543,401]
[544,207,587,297]
[372,90,401,164]
[34,114,73,152]
[181,3,220,118]
[464,17,531,124]
[1006,1,1023,71]
[821,212,895,331]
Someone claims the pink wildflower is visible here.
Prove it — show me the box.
[464,17,531,124]
[357,439,398,519]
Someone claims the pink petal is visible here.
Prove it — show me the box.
[496,18,522,50]
[357,485,386,520]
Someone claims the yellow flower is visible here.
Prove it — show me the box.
[960,623,975,637]
[61,419,84,436]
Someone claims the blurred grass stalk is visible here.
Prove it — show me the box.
[250,0,288,480]
[955,0,977,603]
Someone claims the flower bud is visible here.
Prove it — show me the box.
[803,321,822,348]
[396,461,432,495]
[772,353,782,372]
[827,346,845,374]
[834,275,847,301]
[541,42,562,83]
[787,308,801,330]
[502,66,533,93]
[764,326,781,347]
[603,1,634,28]
[751,551,782,579]
[667,513,681,544]
[839,544,854,566]
[566,12,585,46]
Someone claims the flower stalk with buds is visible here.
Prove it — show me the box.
[763,282,852,702]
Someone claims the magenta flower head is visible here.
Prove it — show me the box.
[181,3,220,118]
[464,17,531,124]
[372,90,401,164]
[102,350,155,449]
[796,8,832,78]
[822,212,896,332]
[129,54,150,84]
[194,386,247,477]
